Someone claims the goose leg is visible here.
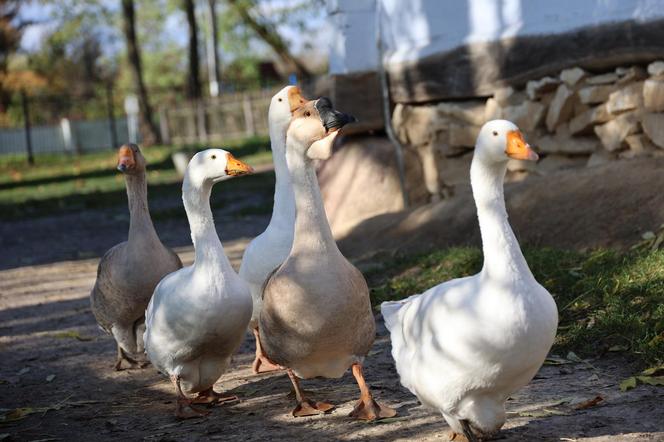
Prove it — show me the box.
[114,345,140,371]
[287,369,335,417]
[191,387,239,405]
[170,375,209,419]
[349,362,396,421]
[460,419,479,442]
[251,327,282,373]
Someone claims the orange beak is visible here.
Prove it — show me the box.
[117,145,135,172]
[505,130,539,161]
[288,86,308,113]
[225,153,254,176]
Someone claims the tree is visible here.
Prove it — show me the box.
[225,0,312,80]
[205,0,221,97]
[0,0,30,113]
[120,0,160,144]
[182,0,201,100]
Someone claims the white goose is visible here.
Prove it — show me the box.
[144,149,254,419]
[381,120,558,441]
[239,85,306,373]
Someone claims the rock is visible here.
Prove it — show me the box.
[620,134,656,158]
[587,149,616,168]
[526,76,560,100]
[393,104,443,146]
[606,81,644,114]
[438,151,474,185]
[573,101,590,117]
[493,87,516,106]
[448,123,481,147]
[437,101,486,126]
[578,85,617,104]
[546,84,576,131]
[502,100,546,132]
[484,97,502,121]
[537,154,587,174]
[560,67,587,87]
[647,60,664,78]
[643,79,664,112]
[536,134,599,155]
[569,104,610,134]
[593,111,640,151]
[586,72,619,85]
[642,113,664,148]
[616,66,646,85]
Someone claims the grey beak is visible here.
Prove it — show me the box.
[117,164,127,172]
[314,97,358,132]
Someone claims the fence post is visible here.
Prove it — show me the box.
[159,107,171,145]
[197,99,208,143]
[242,94,256,137]
[20,90,34,165]
[106,82,118,149]
[60,118,74,153]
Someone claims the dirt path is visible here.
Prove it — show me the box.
[1,237,663,441]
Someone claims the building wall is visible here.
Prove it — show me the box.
[328,0,664,75]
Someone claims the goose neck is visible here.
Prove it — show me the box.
[182,175,232,273]
[470,155,533,283]
[125,172,159,244]
[285,146,337,254]
[269,126,296,231]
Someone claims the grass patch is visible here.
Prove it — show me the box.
[367,246,664,366]
[0,136,272,220]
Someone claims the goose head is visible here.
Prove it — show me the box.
[185,148,254,187]
[117,143,146,175]
[286,96,356,161]
[269,85,309,133]
[475,120,539,164]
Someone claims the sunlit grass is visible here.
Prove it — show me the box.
[367,246,664,366]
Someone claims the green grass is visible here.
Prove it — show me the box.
[367,245,664,366]
[0,136,272,220]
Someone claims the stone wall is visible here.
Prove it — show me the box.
[393,60,664,201]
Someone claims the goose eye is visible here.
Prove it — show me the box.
[211,155,216,160]
[278,98,282,102]
[493,131,498,136]
[304,111,311,117]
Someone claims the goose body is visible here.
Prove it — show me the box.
[143,149,254,418]
[239,86,305,373]
[381,120,558,439]
[260,97,394,420]
[90,144,182,370]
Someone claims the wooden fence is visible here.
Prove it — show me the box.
[158,87,279,145]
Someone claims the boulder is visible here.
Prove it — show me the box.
[536,133,599,155]
[620,134,656,158]
[546,84,576,131]
[642,113,664,149]
[493,86,516,106]
[586,72,619,85]
[560,67,587,87]
[438,151,474,186]
[502,100,546,132]
[606,81,644,115]
[593,111,640,151]
[392,104,445,146]
[587,149,616,167]
[448,123,481,147]
[569,104,610,134]
[578,85,617,104]
[437,101,486,126]
[643,79,664,112]
[484,97,502,121]
[526,76,560,100]
[616,66,646,85]
[647,60,664,78]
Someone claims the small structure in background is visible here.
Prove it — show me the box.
[124,95,140,144]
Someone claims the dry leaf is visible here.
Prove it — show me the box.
[51,331,92,341]
[619,376,637,391]
[636,376,664,386]
[574,395,604,410]
[46,374,56,382]
[1,407,34,423]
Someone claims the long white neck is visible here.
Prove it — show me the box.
[182,174,233,275]
[125,171,159,246]
[285,144,338,255]
[268,123,296,232]
[470,154,534,283]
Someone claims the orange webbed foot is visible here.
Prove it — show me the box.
[292,399,336,417]
[349,397,397,421]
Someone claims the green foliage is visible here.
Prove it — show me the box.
[367,247,664,366]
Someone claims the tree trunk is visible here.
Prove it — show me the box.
[120,0,161,145]
[205,0,221,97]
[226,0,313,80]
[183,0,202,100]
